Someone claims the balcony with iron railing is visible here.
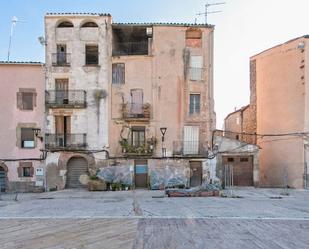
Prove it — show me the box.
[45,90,87,108]
[119,137,156,157]
[173,141,208,157]
[52,53,71,67]
[112,41,149,56]
[122,103,151,122]
[45,133,87,150]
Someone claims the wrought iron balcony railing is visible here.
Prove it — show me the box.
[52,53,71,66]
[45,90,87,108]
[122,103,151,121]
[45,133,87,150]
[113,41,149,56]
[173,140,208,156]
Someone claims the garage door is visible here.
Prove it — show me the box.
[222,156,253,186]
[66,157,88,188]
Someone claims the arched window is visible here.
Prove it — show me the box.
[57,21,74,28]
[81,22,98,28]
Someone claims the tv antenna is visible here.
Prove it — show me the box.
[197,1,225,24]
[7,16,26,61]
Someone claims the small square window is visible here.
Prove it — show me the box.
[23,167,31,177]
[227,158,234,162]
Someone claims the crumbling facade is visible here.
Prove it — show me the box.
[44,13,112,189]
[108,23,216,189]
[0,62,45,192]
[43,14,217,190]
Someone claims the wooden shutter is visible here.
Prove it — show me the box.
[55,116,64,134]
[131,89,143,114]
[17,92,23,109]
[183,126,199,154]
[112,63,125,84]
[29,166,34,177]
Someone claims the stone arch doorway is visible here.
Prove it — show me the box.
[0,164,8,192]
[66,157,88,188]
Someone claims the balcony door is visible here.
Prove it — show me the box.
[55,79,69,104]
[55,116,71,147]
[57,44,67,65]
[183,126,199,155]
[130,89,143,115]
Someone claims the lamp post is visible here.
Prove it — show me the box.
[160,127,167,157]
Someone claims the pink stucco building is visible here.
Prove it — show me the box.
[0,62,45,192]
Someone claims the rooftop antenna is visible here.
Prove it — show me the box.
[7,16,26,62]
[197,1,225,24]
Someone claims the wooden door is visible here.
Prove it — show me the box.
[55,79,69,104]
[66,157,88,188]
[135,160,148,188]
[222,156,253,186]
[0,166,6,192]
[183,126,199,155]
[190,161,202,187]
[55,116,71,147]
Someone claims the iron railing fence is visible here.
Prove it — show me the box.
[173,140,208,156]
[45,90,87,108]
[122,103,151,119]
[52,53,71,66]
[45,133,87,149]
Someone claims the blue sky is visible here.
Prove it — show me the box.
[1,0,309,127]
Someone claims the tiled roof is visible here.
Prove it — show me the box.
[0,61,43,65]
[113,22,214,28]
[46,12,111,16]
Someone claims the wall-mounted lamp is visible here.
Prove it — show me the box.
[160,127,167,157]
[32,128,43,142]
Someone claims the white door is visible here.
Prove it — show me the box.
[183,126,199,154]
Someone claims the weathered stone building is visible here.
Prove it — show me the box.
[43,13,217,190]
[0,62,45,192]
[44,13,112,189]
[224,105,256,144]
[108,23,216,189]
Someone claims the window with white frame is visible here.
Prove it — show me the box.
[189,94,201,115]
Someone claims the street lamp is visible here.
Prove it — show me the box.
[160,127,167,157]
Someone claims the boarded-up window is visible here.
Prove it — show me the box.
[85,45,99,65]
[112,63,125,84]
[18,162,34,177]
[17,89,36,110]
[21,128,35,148]
[189,94,200,115]
[190,56,203,81]
[186,28,202,48]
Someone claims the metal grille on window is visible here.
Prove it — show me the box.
[189,94,200,114]
[112,63,125,84]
